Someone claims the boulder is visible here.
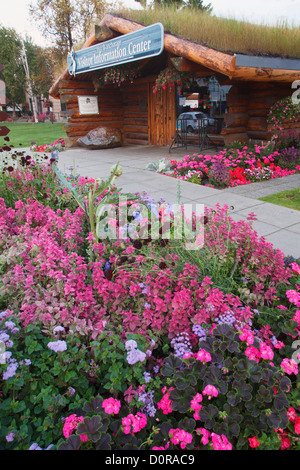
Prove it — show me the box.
[77,127,122,149]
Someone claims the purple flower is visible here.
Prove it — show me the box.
[47,340,67,352]
[3,362,18,380]
[6,432,15,442]
[127,348,146,365]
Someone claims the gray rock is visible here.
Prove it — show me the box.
[77,127,122,149]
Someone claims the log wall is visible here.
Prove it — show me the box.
[59,78,123,147]
[59,77,152,147]
[221,81,292,145]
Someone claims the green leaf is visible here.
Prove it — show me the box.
[52,165,85,211]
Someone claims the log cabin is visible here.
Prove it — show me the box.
[49,13,300,148]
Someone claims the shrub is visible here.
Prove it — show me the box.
[208,161,231,187]
[278,147,300,170]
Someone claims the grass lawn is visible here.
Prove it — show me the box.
[1,122,67,148]
[259,187,300,211]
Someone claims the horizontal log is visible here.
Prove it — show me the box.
[247,130,272,140]
[124,116,148,123]
[221,126,247,135]
[171,57,215,76]
[123,125,148,132]
[248,108,268,117]
[124,138,149,145]
[224,113,248,128]
[227,105,248,114]
[123,131,148,139]
[227,97,249,108]
[61,92,98,104]
[247,117,267,131]
[233,66,300,82]
[64,122,123,136]
[59,79,94,90]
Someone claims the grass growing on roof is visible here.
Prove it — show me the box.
[114,6,300,58]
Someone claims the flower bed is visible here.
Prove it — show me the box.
[0,142,300,451]
[156,142,300,188]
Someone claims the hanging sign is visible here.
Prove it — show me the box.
[68,23,164,76]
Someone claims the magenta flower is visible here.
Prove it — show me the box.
[102,398,121,415]
[280,358,299,375]
[195,349,212,363]
[202,384,219,400]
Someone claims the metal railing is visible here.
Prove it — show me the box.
[169,118,217,152]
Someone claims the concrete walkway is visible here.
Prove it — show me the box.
[54,144,300,259]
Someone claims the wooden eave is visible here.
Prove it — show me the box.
[49,13,300,99]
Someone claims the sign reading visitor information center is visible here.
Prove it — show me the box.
[67,23,164,76]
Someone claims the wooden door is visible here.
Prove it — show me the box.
[148,81,176,146]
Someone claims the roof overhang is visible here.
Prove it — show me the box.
[49,13,300,99]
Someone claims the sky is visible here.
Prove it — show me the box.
[1,0,300,48]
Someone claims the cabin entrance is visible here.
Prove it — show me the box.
[148,81,176,146]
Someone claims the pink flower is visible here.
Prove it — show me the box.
[239,328,254,345]
[291,263,300,275]
[211,433,232,450]
[157,387,174,415]
[122,412,147,435]
[202,384,219,400]
[245,346,261,363]
[197,427,211,445]
[169,428,193,449]
[286,289,300,306]
[280,358,299,375]
[295,417,300,434]
[259,341,274,360]
[195,349,212,363]
[102,397,121,415]
[63,414,87,442]
[287,407,297,422]
[190,393,203,420]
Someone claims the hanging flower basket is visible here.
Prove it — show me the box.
[152,66,193,94]
[94,63,140,90]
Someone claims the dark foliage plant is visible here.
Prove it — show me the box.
[57,324,293,451]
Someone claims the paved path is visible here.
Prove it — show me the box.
[50,144,300,258]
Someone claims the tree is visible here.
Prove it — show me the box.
[0,27,26,117]
[181,0,212,12]
[23,39,55,98]
[29,0,107,53]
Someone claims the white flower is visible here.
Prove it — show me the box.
[127,348,146,365]
[125,339,138,351]
[53,326,65,334]
[47,340,67,352]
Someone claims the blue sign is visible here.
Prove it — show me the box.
[68,23,164,76]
